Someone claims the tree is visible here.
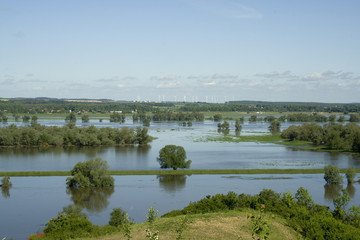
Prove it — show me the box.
[1,176,12,188]
[1,115,8,123]
[249,115,257,123]
[81,114,89,123]
[213,114,222,122]
[157,145,191,170]
[143,118,150,127]
[346,167,356,184]
[324,164,343,184]
[217,121,230,134]
[66,158,114,188]
[268,121,281,133]
[349,114,360,123]
[31,115,38,124]
[333,189,350,220]
[22,115,30,122]
[65,112,77,122]
[295,187,314,207]
[235,119,242,132]
[43,205,93,239]
[337,115,345,122]
[109,208,131,227]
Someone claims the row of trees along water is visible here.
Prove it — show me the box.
[281,123,360,152]
[1,98,360,114]
[0,124,152,146]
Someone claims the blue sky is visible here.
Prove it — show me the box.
[1,0,359,103]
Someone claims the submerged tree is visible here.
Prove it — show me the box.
[324,164,343,184]
[157,145,191,170]
[235,119,242,133]
[346,167,356,184]
[269,120,281,133]
[1,176,12,188]
[66,158,114,188]
[65,112,77,122]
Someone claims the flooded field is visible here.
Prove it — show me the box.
[1,118,360,239]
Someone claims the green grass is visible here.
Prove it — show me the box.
[76,210,304,240]
[2,168,360,177]
[198,134,282,143]
[198,133,309,146]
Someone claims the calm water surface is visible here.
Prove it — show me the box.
[1,174,360,239]
[1,120,359,171]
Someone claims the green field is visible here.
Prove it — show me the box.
[2,168,360,177]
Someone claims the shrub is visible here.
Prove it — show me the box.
[66,158,114,188]
[324,165,343,184]
[109,208,130,227]
[157,145,191,170]
[43,205,93,239]
[1,176,12,188]
[346,167,356,184]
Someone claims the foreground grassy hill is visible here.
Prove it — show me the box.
[29,188,360,240]
[79,210,303,240]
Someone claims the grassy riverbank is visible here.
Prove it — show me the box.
[2,168,360,177]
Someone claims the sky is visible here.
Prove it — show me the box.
[1,0,359,103]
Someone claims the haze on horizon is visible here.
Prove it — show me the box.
[1,0,359,103]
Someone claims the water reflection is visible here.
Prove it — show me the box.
[0,145,150,158]
[1,187,10,198]
[347,184,356,198]
[324,184,343,200]
[114,145,151,155]
[157,175,188,192]
[66,187,114,212]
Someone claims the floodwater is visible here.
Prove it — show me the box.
[1,174,359,239]
[1,118,360,239]
[1,119,359,171]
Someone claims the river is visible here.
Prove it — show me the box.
[1,118,359,239]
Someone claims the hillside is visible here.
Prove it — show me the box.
[79,210,303,240]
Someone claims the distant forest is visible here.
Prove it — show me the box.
[0,98,359,114]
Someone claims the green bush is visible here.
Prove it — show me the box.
[163,188,360,239]
[324,165,343,184]
[157,145,192,170]
[43,205,93,240]
[109,208,130,227]
[346,167,356,184]
[1,176,12,188]
[66,158,114,188]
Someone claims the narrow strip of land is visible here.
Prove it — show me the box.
[1,168,359,177]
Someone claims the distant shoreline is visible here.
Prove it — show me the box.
[1,168,360,177]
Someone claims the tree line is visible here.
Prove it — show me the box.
[151,111,204,121]
[0,124,152,147]
[281,123,360,152]
[179,101,360,113]
[1,98,360,114]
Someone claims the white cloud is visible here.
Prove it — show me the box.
[211,74,238,80]
[117,84,126,88]
[151,75,179,81]
[256,71,294,79]
[156,82,181,88]
[203,81,216,86]
[303,72,324,81]
[302,71,358,82]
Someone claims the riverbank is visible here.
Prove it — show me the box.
[1,168,360,177]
